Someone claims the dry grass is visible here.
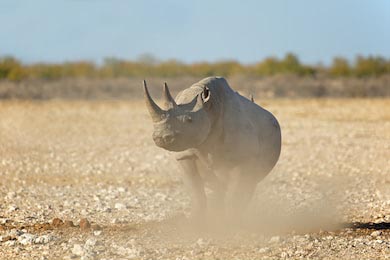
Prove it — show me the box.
[0,75,389,99]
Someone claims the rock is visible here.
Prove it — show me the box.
[81,253,96,260]
[18,233,36,245]
[0,218,10,224]
[111,218,120,224]
[85,238,97,248]
[80,218,91,231]
[52,218,64,228]
[7,205,19,212]
[116,246,140,258]
[258,247,269,253]
[63,220,75,228]
[91,224,102,231]
[196,238,209,247]
[6,191,17,199]
[117,246,129,256]
[117,187,126,193]
[0,236,14,242]
[370,230,382,237]
[100,207,112,213]
[34,235,52,244]
[93,230,102,236]
[4,240,16,246]
[115,203,126,210]
[72,244,85,256]
[270,236,281,243]
[9,229,24,237]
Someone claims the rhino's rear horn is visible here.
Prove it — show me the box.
[143,80,165,122]
[163,82,177,109]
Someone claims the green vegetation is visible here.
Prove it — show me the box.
[0,53,389,81]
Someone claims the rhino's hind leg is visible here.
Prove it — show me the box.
[176,157,207,218]
[229,166,260,221]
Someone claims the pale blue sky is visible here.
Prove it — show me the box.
[0,0,389,64]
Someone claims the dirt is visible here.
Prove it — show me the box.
[0,98,389,259]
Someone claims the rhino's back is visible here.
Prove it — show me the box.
[241,95,281,171]
[218,89,281,170]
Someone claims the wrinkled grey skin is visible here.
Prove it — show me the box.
[144,77,281,218]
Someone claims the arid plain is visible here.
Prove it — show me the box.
[0,98,389,259]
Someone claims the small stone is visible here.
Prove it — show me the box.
[102,207,112,213]
[18,233,36,245]
[85,238,97,247]
[34,235,52,244]
[63,220,75,228]
[117,246,129,256]
[72,244,85,256]
[6,191,16,199]
[93,230,102,236]
[81,253,96,260]
[52,218,64,228]
[111,218,119,224]
[91,224,102,231]
[0,218,9,224]
[117,187,126,192]
[9,229,23,237]
[4,240,16,246]
[79,218,91,231]
[196,238,209,247]
[1,236,13,242]
[370,230,382,237]
[114,203,126,210]
[270,236,280,243]
[258,247,269,253]
[7,205,19,212]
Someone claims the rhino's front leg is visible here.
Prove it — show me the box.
[176,154,207,218]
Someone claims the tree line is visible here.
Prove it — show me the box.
[0,53,389,81]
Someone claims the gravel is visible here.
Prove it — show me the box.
[0,99,389,259]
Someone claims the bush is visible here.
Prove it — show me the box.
[0,54,389,81]
[330,57,351,77]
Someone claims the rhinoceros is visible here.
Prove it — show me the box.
[143,76,281,217]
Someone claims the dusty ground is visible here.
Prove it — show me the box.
[0,98,389,259]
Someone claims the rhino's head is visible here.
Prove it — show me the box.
[143,80,213,152]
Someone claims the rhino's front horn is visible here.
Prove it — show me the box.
[143,80,165,122]
[163,82,177,109]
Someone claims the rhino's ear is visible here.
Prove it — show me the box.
[201,86,211,105]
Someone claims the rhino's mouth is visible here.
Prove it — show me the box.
[154,141,188,152]
[153,134,191,152]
